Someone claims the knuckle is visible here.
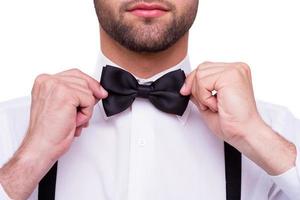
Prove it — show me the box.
[197,61,212,70]
[70,68,82,74]
[197,77,206,86]
[88,90,94,97]
[227,67,242,79]
[88,108,94,117]
[53,85,73,101]
[191,84,198,96]
[39,78,60,92]
[197,81,206,91]
[202,61,213,65]
[237,62,249,68]
[45,78,59,87]
[55,84,69,94]
[34,73,50,85]
[31,86,37,96]
[87,95,95,105]
[83,108,94,120]
[236,62,250,74]
[81,79,89,88]
[195,68,203,79]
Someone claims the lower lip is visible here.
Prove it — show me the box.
[129,9,168,18]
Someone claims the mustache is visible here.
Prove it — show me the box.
[120,0,175,12]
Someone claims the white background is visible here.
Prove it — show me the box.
[0,0,299,117]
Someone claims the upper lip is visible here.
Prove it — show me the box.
[126,3,170,11]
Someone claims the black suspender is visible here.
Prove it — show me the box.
[224,142,242,200]
[38,161,58,200]
[38,142,241,200]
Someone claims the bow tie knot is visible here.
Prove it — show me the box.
[100,65,190,117]
[136,84,153,98]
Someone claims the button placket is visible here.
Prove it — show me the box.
[138,138,146,147]
[127,99,155,200]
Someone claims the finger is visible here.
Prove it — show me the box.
[68,88,96,126]
[64,82,100,106]
[57,69,108,99]
[31,74,51,101]
[180,63,228,96]
[192,79,214,111]
[55,75,91,88]
[196,66,227,78]
[197,61,240,70]
[53,76,102,105]
[76,104,94,127]
[74,122,89,137]
[76,107,93,127]
[193,73,219,112]
[74,126,83,137]
[191,96,208,111]
[82,122,89,128]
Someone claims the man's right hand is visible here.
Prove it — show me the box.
[0,69,108,200]
[25,68,108,161]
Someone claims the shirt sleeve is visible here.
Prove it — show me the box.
[0,97,37,200]
[268,107,300,200]
[0,183,13,200]
[0,110,13,200]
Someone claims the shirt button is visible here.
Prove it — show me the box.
[138,138,146,147]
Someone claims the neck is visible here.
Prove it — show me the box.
[100,28,189,79]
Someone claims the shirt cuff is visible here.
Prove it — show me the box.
[0,183,13,200]
[270,144,300,199]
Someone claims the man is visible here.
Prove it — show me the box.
[0,0,299,199]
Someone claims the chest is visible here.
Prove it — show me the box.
[39,100,270,200]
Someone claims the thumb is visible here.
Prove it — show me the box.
[180,70,196,96]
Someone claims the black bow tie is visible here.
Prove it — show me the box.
[100,65,190,117]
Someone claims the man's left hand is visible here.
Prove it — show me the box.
[180,61,296,175]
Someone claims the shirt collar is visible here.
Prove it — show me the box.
[93,51,192,125]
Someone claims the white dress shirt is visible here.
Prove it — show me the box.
[0,53,300,200]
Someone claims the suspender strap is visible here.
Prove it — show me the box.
[224,142,242,200]
[38,161,58,200]
[38,144,242,200]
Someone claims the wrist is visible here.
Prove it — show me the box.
[233,119,296,175]
[0,143,57,200]
[226,115,266,148]
[20,128,64,165]
[16,140,58,181]
[17,144,56,173]
[233,116,269,148]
